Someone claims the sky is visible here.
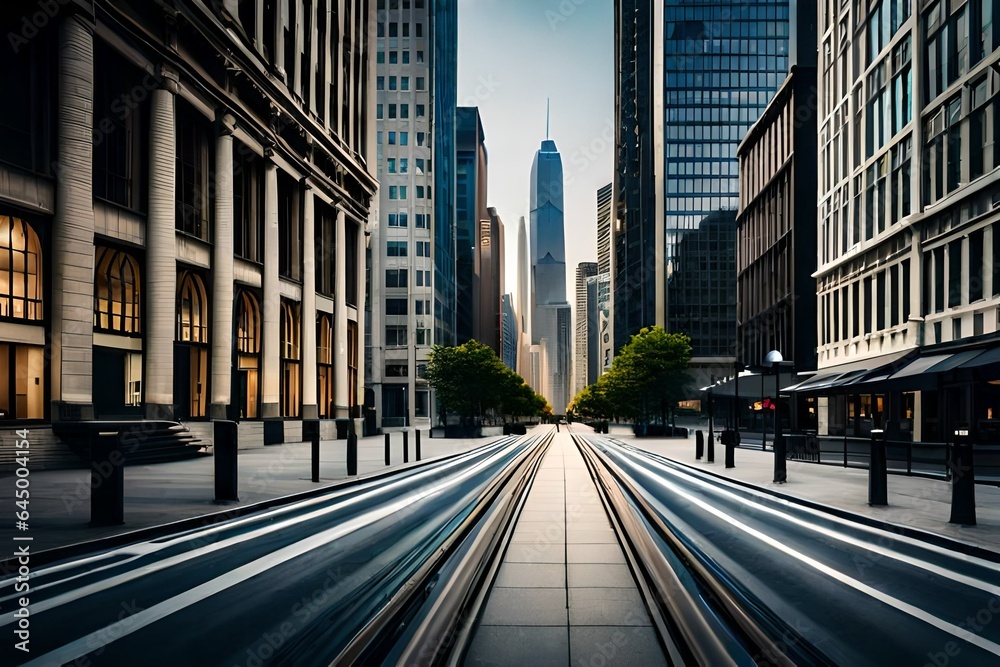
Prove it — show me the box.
[457,0,614,309]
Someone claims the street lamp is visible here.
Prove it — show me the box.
[764,350,786,483]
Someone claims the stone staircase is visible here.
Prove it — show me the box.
[51,421,209,466]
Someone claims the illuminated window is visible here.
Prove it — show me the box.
[318,314,334,418]
[236,290,261,419]
[176,271,209,344]
[281,301,301,417]
[94,247,141,335]
[0,216,43,322]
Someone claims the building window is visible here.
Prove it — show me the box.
[0,216,43,322]
[0,344,45,421]
[347,321,359,411]
[93,42,144,209]
[415,390,429,417]
[386,298,408,315]
[176,105,212,241]
[345,221,359,307]
[236,290,261,419]
[386,269,408,288]
[316,202,336,297]
[278,172,302,281]
[385,325,408,346]
[94,247,141,335]
[386,363,408,377]
[949,241,963,308]
[971,230,985,302]
[387,241,408,257]
[175,271,209,418]
[234,144,264,262]
[890,138,911,223]
[934,247,946,313]
[281,301,301,417]
[318,314,334,418]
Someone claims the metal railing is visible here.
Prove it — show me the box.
[782,434,1000,484]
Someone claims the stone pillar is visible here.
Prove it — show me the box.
[262,158,281,418]
[301,184,318,419]
[355,217,368,427]
[333,209,349,418]
[144,66,180,420]
[210,115,236,419]
[51,14,96,421]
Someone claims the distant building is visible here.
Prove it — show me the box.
[477,207,505,355]
[0,0,375,459]
[501,294,518,372]
[575,262,599,397]
[530,135,571,412]
[456,107,489,346]
[516,216,533,380]
[371,0,458,430]
[596,183,613,276]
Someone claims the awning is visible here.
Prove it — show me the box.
[703,370,801,398]
[781,349,914,394]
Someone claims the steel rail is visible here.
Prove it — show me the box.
[329,429,555,666]
[573,432,834,667]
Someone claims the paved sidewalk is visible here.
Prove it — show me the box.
[465,431,665,667]
[591,424,1000,554]
[0,431,506,553]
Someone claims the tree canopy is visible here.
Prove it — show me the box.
[425,339,548,425]
[568,326,692,425]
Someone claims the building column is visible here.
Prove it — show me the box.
[51,14,96,421]
[262,158,281,418]
[301,184,318,419]
[144,66,180,420]
[210,115,236,419]
[333,209,349,419]
[356,218,368,427]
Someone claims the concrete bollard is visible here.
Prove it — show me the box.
[950,429,977,526]
[214,420,239,501]
[90,431,125,527]
[868,429,887,506]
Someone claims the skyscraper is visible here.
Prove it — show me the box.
[516,216,533,381]
[596,183,613,276]
[370,0,457,430]
[456,107,489,346]
[575,262,599,397]
[501,294,518,372]
[530,134,571,413]
[614,0,790,389]
[478,207,505,355]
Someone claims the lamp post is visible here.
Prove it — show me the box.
[764,350,787,483]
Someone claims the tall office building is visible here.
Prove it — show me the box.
[516,216,533,380]
[613,0,790,389]
[371,0,457,430]
[575,262,599,397]
[804,1,1000,444]
[478,207,505,355]
[456,107,489,346]
[596,183,613,276]
[501,294,518,372]
[0,0,376,463]
[530,135,572,413]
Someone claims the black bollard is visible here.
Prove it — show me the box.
[214,420,239,501]
[403,430,409,463]
[868,429,888,506]
[696,430,704,460]
[725,434,735,469]
[385,432,391,466]
[304,420,320,483]
[90,430,125,527]
[347,431,358,476]
[950,429,977,526]
[707,430,715,464]
[416,428,422,461]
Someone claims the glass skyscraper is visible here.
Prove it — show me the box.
[614,0,790,361]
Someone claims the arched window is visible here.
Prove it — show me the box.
[236,290,261,419]
[176,271,209,344]
[94,247,141,334]
[0,216,43,321]
[318,314,334,418]
[236,290,261,355]
[280,301,300,417]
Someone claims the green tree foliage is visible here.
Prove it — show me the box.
[568,326,692,425]
[426,340,547,424]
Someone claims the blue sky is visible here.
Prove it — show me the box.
[457,0,614,304]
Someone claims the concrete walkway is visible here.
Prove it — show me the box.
[601,424,1000,555]
[465,432,666,667]
[0,431,499,552]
